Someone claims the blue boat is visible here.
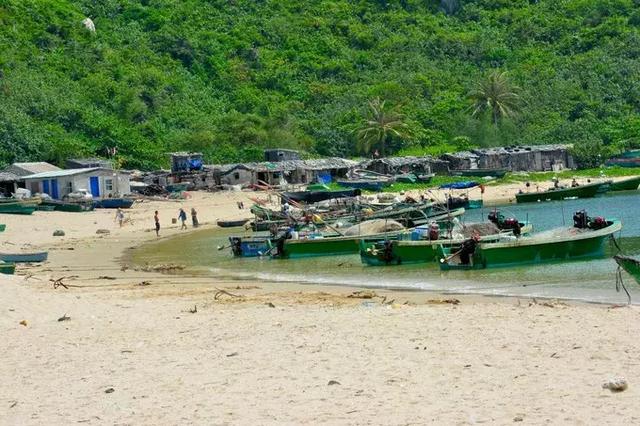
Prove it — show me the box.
[0,251,48,263]
[229,236,272,257]
[93,198,135,209]
[439,181,479,190]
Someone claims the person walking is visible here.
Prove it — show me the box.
[154,210,160,237]
[114,208,125,227]
[178,208,188,230]
[191,208,199,228]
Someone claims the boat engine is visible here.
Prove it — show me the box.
[573,210,589,229]
[489,210,521,235]
[230,237,243,256]
[588,216,608,230]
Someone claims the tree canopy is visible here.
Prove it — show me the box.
[1,0,640,169]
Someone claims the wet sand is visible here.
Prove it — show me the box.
[1,183,640,424]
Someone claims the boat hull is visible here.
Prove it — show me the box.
[0,204,37,215]
[229,236,271,257]
[93,198,135,209]
[0,252,48,263]
[614,255,640,284]
[217,219,250,228]
[41,201,94,212]
[0,224,5,232]
[609,176,640,191]
[273,230,403,259]
[282,189,360,204]
[0,261,15,275]
[440,221,621,270]
[515,182,604,203]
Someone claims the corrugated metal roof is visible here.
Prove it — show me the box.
[9,162,62,175]
[22,168,129,180]
[0,171,19,182]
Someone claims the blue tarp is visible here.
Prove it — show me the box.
[317,172,332,184]
[439,181,479,190]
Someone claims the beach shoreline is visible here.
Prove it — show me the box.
[2,184,640,423]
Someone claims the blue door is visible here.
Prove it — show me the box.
[42,180,50,195]
[89,176,100,197]
[51,179,59,199]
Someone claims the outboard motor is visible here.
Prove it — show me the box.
[488,211,504,226]
[230,237,243,256]
[573,210,588,229]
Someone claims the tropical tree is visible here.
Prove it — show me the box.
[469,71,521,125]
[356,97,409,156]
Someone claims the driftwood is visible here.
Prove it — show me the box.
[50,276,80,289]
[214,288,242,300]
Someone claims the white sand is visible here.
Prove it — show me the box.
[1,187,640,424]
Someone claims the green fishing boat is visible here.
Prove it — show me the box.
[439,217,621,270]
[515,181,605,203]
[0,224,5,232]
[360,223,532,266]
[41,200,94,212]
[0,261,16,275]
[0,202,37,215]
[614,255,640,284]
[608,176,640,191]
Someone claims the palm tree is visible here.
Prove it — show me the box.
[469,70,520,125]
[357,97,409,156]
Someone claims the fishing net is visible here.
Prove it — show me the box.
[342,219,405,236]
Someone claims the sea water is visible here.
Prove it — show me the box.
[131,191,640,304]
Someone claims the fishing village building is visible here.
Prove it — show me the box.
[361,156,449,176]
[441,144,575,172]
[21,168,131,199]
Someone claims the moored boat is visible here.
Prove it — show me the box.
[452,168,507,178]
[0,261,16,275]
[93,198,135,209]
[515,181,605,203]
[439,212,621,270]
[0,224,5,232]
[217,218,250,228]
[608,176,640,192]
[614,255,640,285]
[228,236,272,257]
[336,178,392,191]
[281,188,361,204]
[0,252,48,263]
[0,202,37,215]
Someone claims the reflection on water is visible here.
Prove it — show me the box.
[132,191,640,304]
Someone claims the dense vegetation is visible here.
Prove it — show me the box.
[1,0,640,170]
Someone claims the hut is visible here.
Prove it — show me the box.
[362,156,433,176]
[292,158,357,184]
[170,152,204,173]
[5,162,61,177]
[0,171,19,197]
[22,168,131,199]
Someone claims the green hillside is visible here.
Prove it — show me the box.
[1,0,640,169]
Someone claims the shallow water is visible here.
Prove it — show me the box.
[132,191,640,304]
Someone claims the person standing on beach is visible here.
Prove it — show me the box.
[178,208,188,230]
[115,208,125,227]
[191,208,199,228]
[154,211,160,237]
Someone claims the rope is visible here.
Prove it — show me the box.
[615,266,632,305]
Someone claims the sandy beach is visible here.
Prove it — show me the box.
[2,181,640,424]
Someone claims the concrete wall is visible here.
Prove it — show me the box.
[25,170,130,199]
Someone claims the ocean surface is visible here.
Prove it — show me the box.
[132,191,640,304]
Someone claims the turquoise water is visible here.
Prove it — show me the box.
[133,191,640,304]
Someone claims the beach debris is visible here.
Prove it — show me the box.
[228,285,261,290]
[327,380,341,386]
[602,377,628,392]
[266,302,276,308]
[104,387,115,394]
[226,352,239,357]
[57,314,71,322]
[96,229,110,235]
[348,290,377,299]
[19,320,27,326]
[137,281,151,286]
[82,17,96,32]
[9,401,17,408]
[53,230,65,236]
[513,415,524,422]
[97,276,116,280]
[137,263,185,273]
[188,305,197,314]
[120,266,129,272]
[427,298,460,305]
[214,288,242,300]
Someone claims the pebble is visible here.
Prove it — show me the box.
[53,230,65,236]
[602,377,628,392]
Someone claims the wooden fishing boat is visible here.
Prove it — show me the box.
[0,224,5,232]
[614,255,640,284]
[217,218,250,228]
[417,173,435,183]
[336,178,392,191]
[0,202,37,215]
[606,150,640,168]
[452,168,507,178]
[36,204,56,211]
[0,252,48,263]
[608,176,640,191]
[41,200,94,212]
[0,261,16,275]
[228,236,272,257]
[395,173,417,184]
[281,188,360,204]
[93,198,135,209]
[515,181,605,203]
[360,221,532,266]
[439,217,621,270]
